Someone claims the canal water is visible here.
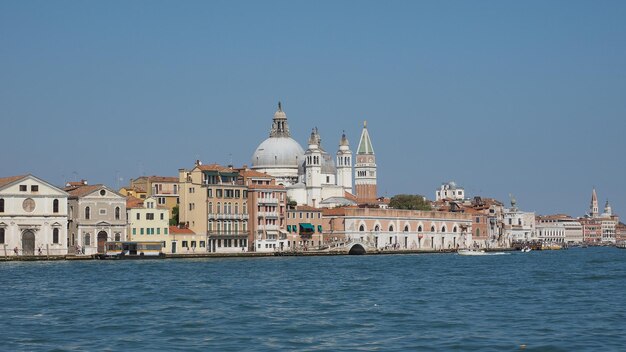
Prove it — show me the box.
[1,248,625,351]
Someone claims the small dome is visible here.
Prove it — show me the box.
[251,137,305,169]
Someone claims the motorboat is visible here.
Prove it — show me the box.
[458,249,509,256]
[521,247,532,253]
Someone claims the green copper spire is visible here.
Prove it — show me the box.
[357,120,374,154]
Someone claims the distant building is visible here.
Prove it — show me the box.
[435,182,465,201]
[502,196,535,244]
[65,182,127,255]
[286,205,325,250]
[126,196,170,252]
[0,175,68,256]
[121,176,179,219]
[536,214,583,244]
[585,189,619,243]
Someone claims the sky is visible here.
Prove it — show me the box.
[1,0,625,217]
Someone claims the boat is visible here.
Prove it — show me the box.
[521,247,532,253]
[458,249,510,256]
[98,241,166,259]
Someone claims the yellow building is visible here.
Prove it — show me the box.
[126,196,171,252]
[121,176,179,220]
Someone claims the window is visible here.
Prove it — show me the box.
[147,213,155,220]
[132,228,136,235]
[317,225,323,233]
[19,185,27,192]
[99,209,106,215]
[157,228,160,235]
[100,190,106,196]
[431,226,435,232]
[160,213,164,220]
[453,226,457,233]
[0,228,5,243]
[200,241,206,248]
[389,225,394,232]
[216,189,222,198]
[52,228,59,243]
[140,228,144,235]
[164,228,168,235]
[182,240,188,248]
[404,225,409,232]
[359,225,365,232]
[31,185,39,192]
[115,233,121,241]
[53,199,59,213]
[418,225,423,232]
[191,241,197,248]
[0,198,4,212]
[84,234,91,246]
[85,207,90,220]
[207,189,212,197]
[115,207,120,220]
[136,213,140,220]
[476,217,480,223]
[375,225,380,232]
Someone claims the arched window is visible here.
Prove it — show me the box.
[388,225,394,232]
[404,225,409,232]
[453,226,457,233]
[375,225,380,232]
[53,228,59,244]
[85,206,90,220]
[53,199,59,213]
[217,202,221,214]
[359,225,365,232]
[208,202,213,214]
[431,226,435,232]
[441,226,446,233]
[115,207,120,220]
[418,225,423,232]
[235,204,239,214]
[243,203,247,214]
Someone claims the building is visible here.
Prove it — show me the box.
[0,175,69,256]
[285,205,325,250]
[586,189,619,243]
[65,182,127,255]
[502,196,535,245]
[323,207,473,251]
[168,226,205,254]
[435,181,465,201]
[250,103,373,207]
[579,217,602,243]
[121,176,179,219]
[126,196,170,252]
[239,168,288,252]
[535,214,583,244]
[178,163,250,253]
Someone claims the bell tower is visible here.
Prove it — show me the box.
[305,128,322,206]
[355,121,377,203]
[336,132,353,194]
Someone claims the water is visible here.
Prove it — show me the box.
[1,248,625,351]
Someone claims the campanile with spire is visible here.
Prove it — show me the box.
[355,121,377,203]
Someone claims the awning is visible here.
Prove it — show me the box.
[299,223,315,232]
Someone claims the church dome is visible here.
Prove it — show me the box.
[251,102,305,171]
[252,137,305,168]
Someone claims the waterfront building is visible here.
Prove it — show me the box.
[250,103,368,207]
[168,225,203,254]
[238,168,287,252]
[65,182,128,255]
[535,214,582,244]
[502,196,535,245]
[579,217,602,243]
[126,196,170,252]
[285,205,325,250]
[178,162,249,253]
[435,182,465,201]
[586,189,619,243]
[0,175,68,256]
[323,207,473,251]
[432,199,490,248]
[121,176,179,219]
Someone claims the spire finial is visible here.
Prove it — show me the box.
[278,101,282,112]
[364,120,367,128]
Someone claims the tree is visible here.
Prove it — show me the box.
[169,205,179,226]
[389,194,431,211]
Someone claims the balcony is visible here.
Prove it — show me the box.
[258,198,279,205]
[257,212,279,219]
[258,224,279,231]
[208,213,249,220]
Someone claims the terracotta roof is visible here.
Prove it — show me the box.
[236,169,272,178]
[146,176,178,183]
[344,191,358,201]
[65,184,115,198]
[248,184,286,190]
[196,164,234,173]
[126,196,144,209]
[169,226,195,234]
[291,205,322,212]
[0,175,28,188]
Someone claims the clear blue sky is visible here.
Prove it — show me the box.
[1,0,625,217]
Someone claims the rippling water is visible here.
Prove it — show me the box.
[1,248,625,351]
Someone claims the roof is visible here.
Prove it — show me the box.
[248,184,286,190]
[65,185,104,197]
[356,122,375,154]
[169,226,195,234]
[0,175,28,188]
[126,196,144,209]
[236,169,273,178]
[290,205,322,212]
[320,197,358,206]
[196,164,235,173]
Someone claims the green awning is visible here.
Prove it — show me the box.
[299,223,315,232]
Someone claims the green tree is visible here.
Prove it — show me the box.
[389,194,431,211]
[169,205,179,226]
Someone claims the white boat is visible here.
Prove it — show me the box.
[458,249,509,256]
[521,247,532,253]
